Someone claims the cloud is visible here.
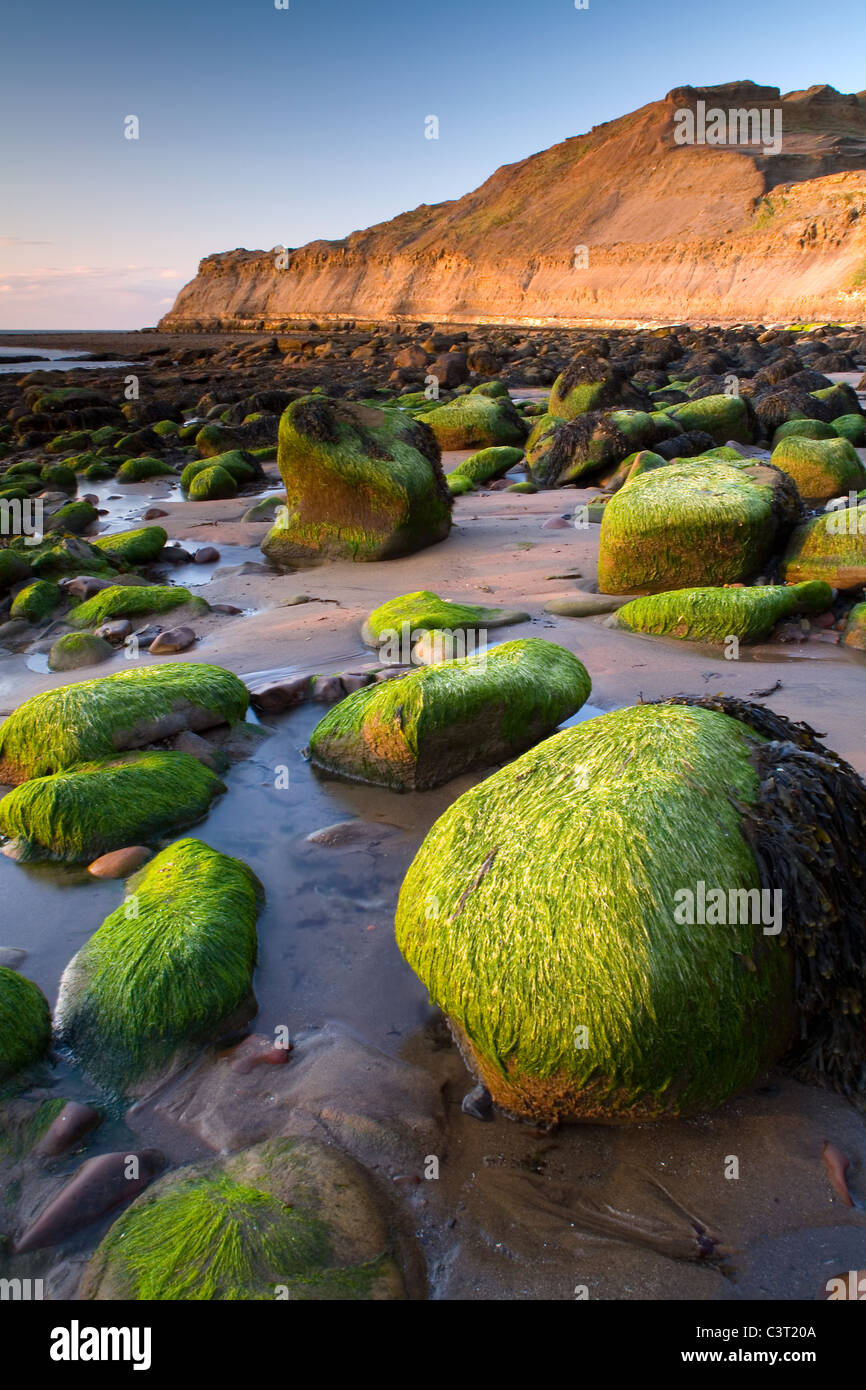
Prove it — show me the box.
[0,237,52,247]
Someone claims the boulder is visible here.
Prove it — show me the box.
[769,436,866,502]
[614,581,832,643]
[0,967,51,1084]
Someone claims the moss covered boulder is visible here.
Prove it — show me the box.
[771,419,837,447]
[615,581,832,644]
[309,639,591,790]
[0,550,31,594]
[261,396,451,566]
[0,662,248,784]
[80,1137,404,1300]
[0,752,224,863]
[548,360,642,419]
[831,414,866,447]
[181,451,258,493]
[115,457,175,483]
[0,967,51,1085]
[90,526,167,565]
[188,465,237,501]
[597,458,800,595]
[447,446,524,488]
[664,393,752,445]
[55,838,262,1091]
[9,579,61,622]
[48,632,114,671]
[422,394,526,451]
[783,502,866,588]
[395,699,866,1123]
[527,410,657,488]
[69,584,206,628]
[44,499,98,535]
[769,436,866,501]
[842,601,866,650]
[362,590,530,647]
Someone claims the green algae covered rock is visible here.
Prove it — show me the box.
[769,435,866,501]
[0,752,224,863]
[615,581,832,644]
[181,450,258,493]
[90,526,167,565]
[771,419,837,447]
[362,590,530,647]
[48,632,114,672]
[527,410,656,488]
[309,639,591,790]
[422,393,526,451]
[45,499,99,534]
[832,414,866,447]
[115,457,176,483]
[55,838,262,1091]
[397,699,856,1124]
[0,662,248,784]
[783,502,866,588]
[188,464,237,501]
[9,579,61,623]
[446,473,475,496]
[261,396,451,566]
[69,584,206,628]
[80,1137,404,1301]
[663,392,752,445]
[40,463,77,492]
[448,446,524,488]
[0,968,51,1085]
[0,550,31,593]
[597,458,800,595]
[548,361,633,419]
[842,601,866,650]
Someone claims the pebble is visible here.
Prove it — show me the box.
[149,626,195,654]
[250,675,312,712]
[88,846,153,879]
[542,516,571,529]
[211,603,242,615]
[462,1084,494,1121]
[173,730,228,772]
[34,1102,102,1158]
[193,546,220,564]
[95,619,132,643]
[143,507,169,519]
[63,575,111,601]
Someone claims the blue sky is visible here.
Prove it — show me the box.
[1,0,864,328]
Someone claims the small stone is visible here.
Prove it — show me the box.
[81,493,99,505]
[173,730,228,773]
[64,575,111,601]
[218,1033,292,1075]
[542,517,571,529]
[149,626,195,654]
[211,603,242,614]
[34,1102,102,1158]
[193,546,220,564]
[48,633,114,671]
[250,676,312,712]
[133,624,162,646]
[88,845,152,879]
[159,546,193,565]
[462,1084,494,1121]
[143,507,169,520]
[95,619,132,644]
[340,672,376,692]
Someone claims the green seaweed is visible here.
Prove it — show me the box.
[615,581,832,643]
[69,584,205,628]
[0,968,51,1085]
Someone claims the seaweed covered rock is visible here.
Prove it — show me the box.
[663,392,752,445]
[0,550,31,594]
[261,396,451,566]
[9,579,61,623]
[44,499,98,534]
[527,410,656,488]
[180,451,259,493]
[422,393,526,451]
[842,601,866,650]
[80,1137,404,1300]
[0,662,248,784]
[48,632,114,671]
[614,581,832,644]
[597,458,800,595]
[309,639,591,790]
[0,967,51,1085]
[0,752,224,863]
[90,526,167,565]
[548,359,646,419]
[55,838,262,1091]
[188,465,238,501]
[783,502,866,589]
[395,699,866,1123]
[115,457,175,483]
[832,414,866,447]
[447,446,524,489]
[69,584,206,628]
[769,436,866,502]
[362,590,530,647]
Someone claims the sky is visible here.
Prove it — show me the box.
[1,0,864,329]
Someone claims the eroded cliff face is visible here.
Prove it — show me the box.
[160,81,866,330]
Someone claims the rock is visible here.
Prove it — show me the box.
[340,671,375,692]
[0,751,224,863]
[309,639,591,790]
[431,351,469,388]
[664,393,753,445]
[542,516,571,529]
[48,633,114,671]
[305,820,399,850]
[614,581,833,644]
[423,393,526,451]
[94,619,132,644]
[56,839,262,1093]
[188,464,238,501]
[69,584,206,628]
[461,1084,493,1121]
[528,410,657,488]
[241,495,285,523]
[447,445,525,490]
[249,675,312,712]
[0,662,248,783]
[395,698,866,1123]
[769,436,866,502]
[842,601,866,650]
[157,545,194,564]
[10,579,61,623]
[0,967,51,1083]
[362,589,529,647]
[33,1101,102,1157]
[218,1032,291,1074]
[88,846,153,879]
[64,575,112,601]
[172,730,228,773]
[260,395,451,566]
[142,507,169,520]
[310,674,346,702]
[0,947,28,970]
[14,1149,165,1253]
[548,358,647,419]
[90,526,167,565]
[544,595,629,616]
[80,1137,405,1300]
[193,546,220,564]
[598,457,800,594]
[148,626,195,654]
[210,602,242,615]
[783,502,866,589]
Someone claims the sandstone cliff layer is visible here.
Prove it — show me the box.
[160,81,866,330]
